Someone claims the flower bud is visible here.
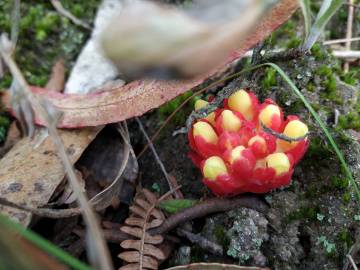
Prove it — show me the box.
[228,145,246,164]
[216,109,242,132]
[278,119,308,149]
[258,101,282,131]
[194,99,208,111]
[194,99,216,125]
[227,146,256,180]
[193,121,218,144]
[265,153,290,176]
[248,133,276,158]
[202,156,228,181]
[228,90,256,120]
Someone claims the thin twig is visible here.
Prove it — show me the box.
[333,50,360,59]
[324,37,360,45]
[344,0,354,72]
[346,255,359,270]
[344,2,360,9]
[0,34,113,270]
[149,195,268,235]
[50,0,91,30]
[343,237,360,270]
[177,228,223,256]
[135,117,175,191]
[260,121,309,142]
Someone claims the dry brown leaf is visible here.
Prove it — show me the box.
[120,240,166,260]
[3,0,298,128]
[120,226,164,245]
[124,217,162,229]
[165,263,269,270]
[0,127,100,226]
[119,189,167,270]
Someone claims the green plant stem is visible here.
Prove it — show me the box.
[0,214,93,270]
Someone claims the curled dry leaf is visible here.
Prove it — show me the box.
[119,189,166,270]
[165,263,269,270]
[3,0,298,128]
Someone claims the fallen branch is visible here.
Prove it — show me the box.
[149,195,267,235]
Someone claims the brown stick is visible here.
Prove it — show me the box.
[149,195,267,235]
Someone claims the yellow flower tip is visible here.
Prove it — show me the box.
[195,99,209,111]
[229,145,246,164]
[265,153,290,176]
[278,120,308,151]
[203,156,228,181]
[228,89,253,120]
[283,120,308,139]
[248,135,266,151]
[206,112,216,126]
[220,110,241,132]
[259,104,280,127]
[193,121,218,144]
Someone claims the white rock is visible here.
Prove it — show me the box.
[65,0,125,94]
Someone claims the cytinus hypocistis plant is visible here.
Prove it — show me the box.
[188,89,309,196]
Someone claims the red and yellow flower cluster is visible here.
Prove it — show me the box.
[188,89,309,196]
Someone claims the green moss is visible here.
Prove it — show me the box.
[306,82,316,93]
[213,225,230,249]
[286,206,319,222]
[341,69,360,86]
[286,37,302,49]
[311,43,327,61]
[315,65,342,104]
[343,192,351,203]
[0,1,99,89]
[157,91,194,124]
[330,176,349,190]
[262,67,277,90]
[338,112,360,131]
[306,137,333,159]
[337,230,352,247]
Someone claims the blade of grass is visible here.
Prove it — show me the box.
[299,0,312,39]
[303,0,344,50]
[0,214,93,270]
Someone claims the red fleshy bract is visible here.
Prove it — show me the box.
[188,90,309,196]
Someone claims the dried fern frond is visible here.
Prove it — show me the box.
[119,189,166,270]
